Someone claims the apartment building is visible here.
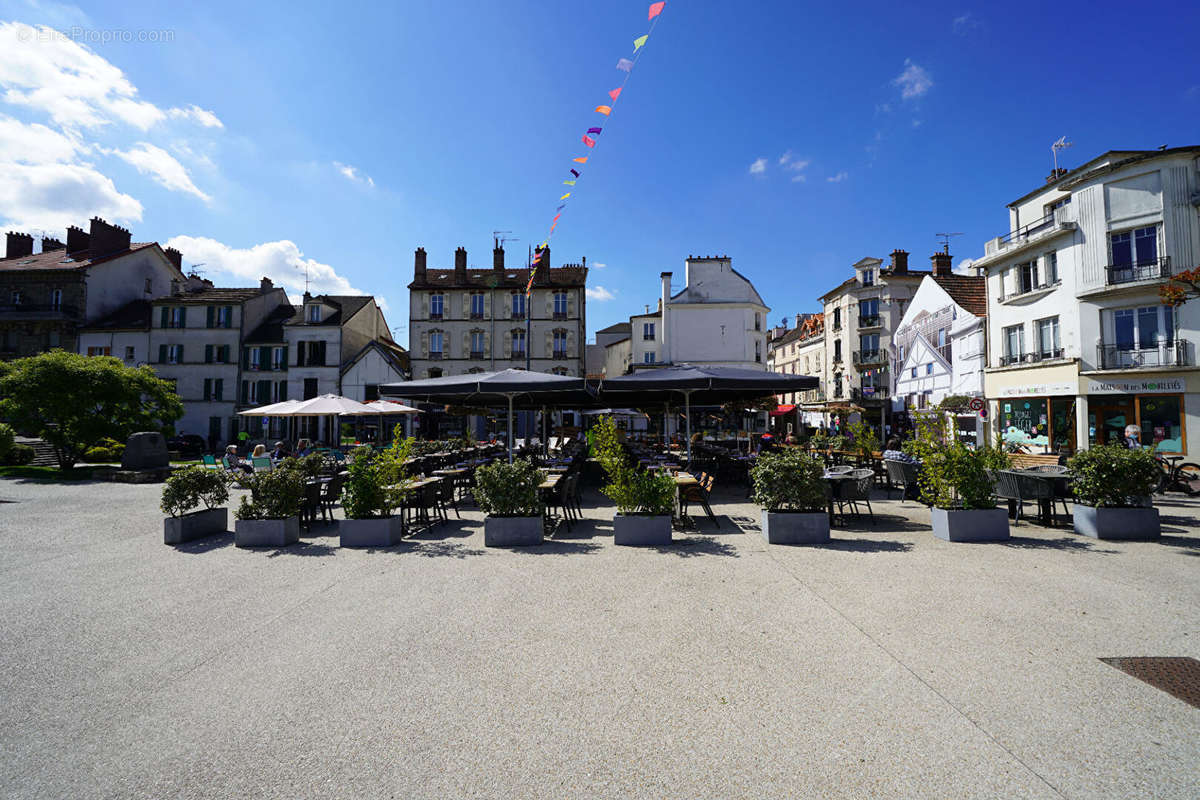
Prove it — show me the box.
[766,313,825,428]
[407,245,588,379]
[977,146,1200,457]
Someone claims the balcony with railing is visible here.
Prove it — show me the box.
[469,350,485,360]
[853,386,889,401]
[852,349,887,367]
[982,205,1076,260]
[553,311,569,321]
[428,351,443,360]
[0,303,80,318]
[1106,256,1170,287]
[999,277,1060,303]
[858,314,881,329]
[1095,340,1193,370]
[510,349,526,360]
[998,348,1065,367]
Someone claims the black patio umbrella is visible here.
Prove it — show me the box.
[598,365,819,462]
[380,368,597,461]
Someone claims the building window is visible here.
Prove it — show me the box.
[124,346,135,362]
[910,366,917,378]
[86,346,111,357]
[937,328,946,348]
[272,347,285,370]
[470,292,485,319]
[644,351,656,364]
[428,368,442,379]
[165,307,184,328]
[1002,324,1025,365]
[1109,226,1158,267]
[511,329,526,356]
[166,344,183,364]
[1106,305,1173,353]
[144,278,152,294]
[249,348,261,370]
[1017,261,1040,294]
[10,290,21,305]
[49,289,62,310]
[304,304,319,323]
[643,322,655,341]
[203,378,212,401]
[429,330,444,359]
[925,363,933,375]
[552,366,568,376]
[1139,395,1184,453]
[218,345,230,363]
[553,291,568,319]
[755,339,762,363]
[429,294,444,320]
[511,292,525,319]
[553,330,568,358]
[1036,317,1061,358]
[832,308,841,329]
[470,330,485,358]
[364,384,379,401]
[862,269,874,286]
[754,312,761,331]
[1045,251,1059,284]
[303,378,319,399]
[214,378,224,401]
[833,340,842,362]
[859,333,879,355]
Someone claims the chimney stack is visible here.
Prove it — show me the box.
[260,276,274,293]
[889,249,909,274]
[88,217,131,258]
[796,313,803,329]
[164,246,183,271]
[930,251,952,276]
[493,246,504,270]
[41,236,65,252]
[414,247,427,281]
[5,232,34,260]
[454,246,467,278]
[534,245,550,283]
[66,225,89,254]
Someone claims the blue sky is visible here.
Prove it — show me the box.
[1,0,1198,344]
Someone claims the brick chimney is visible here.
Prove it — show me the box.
[454,246,467,280]
[260,276,274,293]
[414,247,427,281]
[5,232,33,259]
[930,251,952,276]
[889,249,909,274]
[41,236,65,252]
[66,225,89,254]
[796,313,803,329]
[88,217,131,258]
[493,246,504,270]
[534,245,550,283]
[163,246,183,271]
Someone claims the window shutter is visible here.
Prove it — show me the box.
[222,345,231,363]
[567,291,576,316]
[158,344,167,363]
[206,306,215,328]
[224,306,233,328]
[483,292,491,317]
[177,345,184,363]
[503,333,511,358]
[160,307,168,328]
[259,346,269,368]
[205,344,213,363]
[544,290,553,317]
[544,331,552,358]
[242,348,250,370]
[241,381,249,404]
[567,331,575,355]
[179,307,187,328]
[278,380,287,401]
[318,340,327,366]
[258,380,270,403]
[203,378,211,400]
[214,379,223,401]
[462,332,470,356]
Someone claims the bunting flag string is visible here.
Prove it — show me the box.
[525,2,668,295]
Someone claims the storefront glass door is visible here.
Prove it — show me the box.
[1088,400,1134,447]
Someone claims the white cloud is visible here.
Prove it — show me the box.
[586,285,615,301]
[167,104,223,128]
[782,155,810,183]
[892,59,932,100]
[778,150,794,165]
[3,0,92,30]
[591,262,606,268]
[748,157,766,175]
[0,160,141,231]
[826,171,849,183]
[953,13,981,35]
[0,113,82,163]
[109,142,210,202]
[334,161,374,187]
[164,235,369,300]
[912,119,923,128]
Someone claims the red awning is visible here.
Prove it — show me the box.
[769,404,797,417]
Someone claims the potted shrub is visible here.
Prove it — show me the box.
[233,464,306,547]
[339,438,411,547]
[751,449,830,544]
[594,416,676,545]
[1068,445,1160,539]
[909,414,1009,542]
[160,465,230,544]
[475,458,544,546]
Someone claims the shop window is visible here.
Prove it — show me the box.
[1139,395,1183,453]
[1000,397,1050,449]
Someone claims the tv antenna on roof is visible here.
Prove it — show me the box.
[493,230,518,249]
[1051,136,1073,172]
[935,233,962,254]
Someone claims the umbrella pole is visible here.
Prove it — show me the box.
[684,390,693,466]
[542,406,548,458]
[507,394,514,463]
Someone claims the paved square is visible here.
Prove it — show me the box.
[1,477,1197,798]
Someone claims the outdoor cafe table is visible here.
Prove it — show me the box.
[822,471,855,524]
[672,472,699,519]
[1010,469,1073,526]
[394,476,442,526]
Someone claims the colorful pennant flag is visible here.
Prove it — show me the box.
[648,1,665,20]
[609,88,622,102]
[560,192,571,200]
[570,169,579,177]
[573,156,588,163]
[616,58,633,72]
[582,135,596,147]
[633,34,648,51]
[563,180,575,185]
[587,127,603,135]
[595,105,612,115]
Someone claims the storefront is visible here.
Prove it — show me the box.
[1082,377,1187,453]
[985,363,1081,455]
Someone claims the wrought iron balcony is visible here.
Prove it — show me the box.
[428,312,443,321]
[858,314,881,328]
[428,351,443,360]
[998,212,1055,245]
[510,350,526,360]
[553,351,569,360]
[469,350,485,360]
[553,311,569,321]
[853,349,887,366]
[999,349,1065,367]
[1096,340,1192,370]
[469,312,485,320]
[1105,256,1170,287]
[853,386,889,401]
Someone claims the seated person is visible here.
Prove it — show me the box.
[250,443,268,459]
[224,444,253,474]
[295,439,313,457]
[270,441,289,463]
[882,437,920,464]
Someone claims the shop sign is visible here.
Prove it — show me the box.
[1085,378,1185,395]
[995,382,1076,397]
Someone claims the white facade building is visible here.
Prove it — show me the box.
[976,147,1200,457]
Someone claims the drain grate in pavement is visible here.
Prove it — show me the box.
[1100,657,1200,708]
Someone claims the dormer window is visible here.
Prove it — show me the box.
[861,269,875,286]
[307,304,321,323]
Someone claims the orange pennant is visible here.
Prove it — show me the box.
[572,156,588,163]
[595,105,612,115]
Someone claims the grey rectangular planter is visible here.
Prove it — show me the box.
[339,517,403,548]
[235,516,300,548]
[761,510,830,544]
[484,515,543,547]
[1073,505,1160,540]
[163,507,227,545]
[931,507,1010,542]
[613,513,672,546]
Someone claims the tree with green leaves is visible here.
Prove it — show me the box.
[0,350,183,470]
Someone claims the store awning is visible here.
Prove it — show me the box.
[769,404,797,417]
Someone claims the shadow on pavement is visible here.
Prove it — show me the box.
[172,532,235,554]
[653,536,739,557]
[406,519,476,541]
[409,541,486,558]
[823,537,914,553]
[512,540,603,556]
[1159,534,1200,551]
[1002,536,1120,553]
[267,542,338,557]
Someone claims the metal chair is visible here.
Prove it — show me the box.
[835,468,876,524]
[680,474,717,525]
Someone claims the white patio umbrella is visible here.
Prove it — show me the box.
[338,400,422,416]
[275,394,378,447]
[236,399,304,416]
